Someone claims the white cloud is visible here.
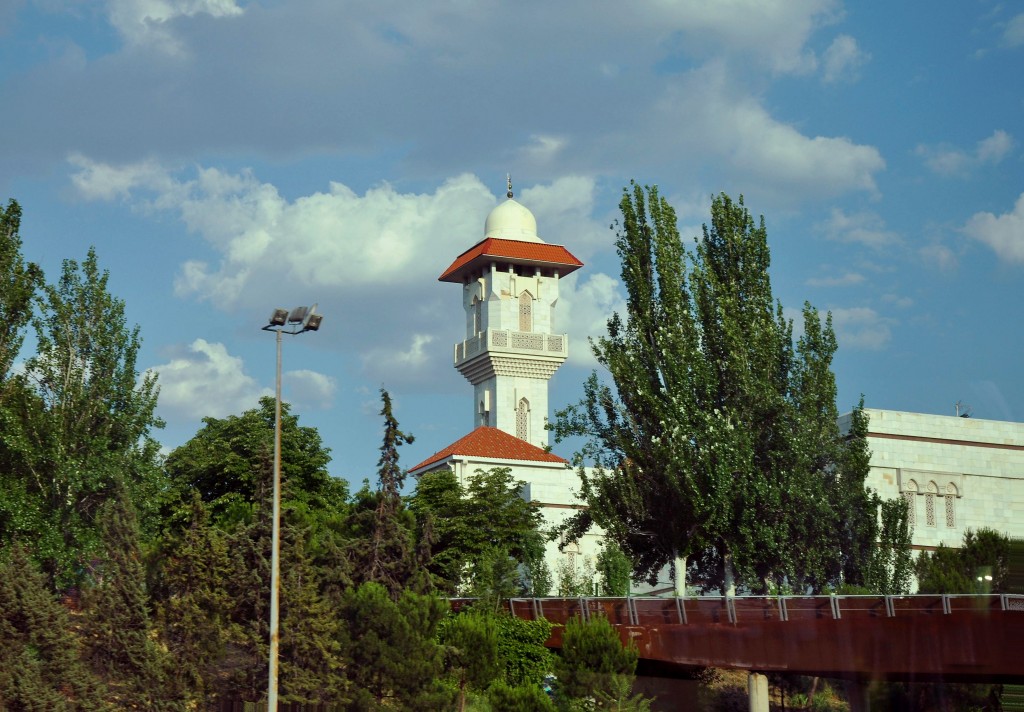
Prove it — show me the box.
[830,307,895,350]
[68,153,180,201]
[819,208,898,248]
[639,0,840,75]
[284,369,338,411]
[556,272,627,367]
[362,334,436,376]
[68,161,612,391]
[519,135,568,165]
[976,130,1014,163]
[601,63,885,202]
[806,271,865,287]
[916,130,1015,177]
[151,338,271,419]
[918,244,957,271]
[821,34,870,83]
[106,0,243,54]
[963,192,1024,264]
[1001,13,1024,47]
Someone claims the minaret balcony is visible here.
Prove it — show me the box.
[454,328,568,367]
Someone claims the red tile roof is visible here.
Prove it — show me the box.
[409,426,568,473]
[439,238,583,283]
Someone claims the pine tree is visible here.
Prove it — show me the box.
[79,491,179,709]
[438,610,502,712]
[352,389,422,598]
[151,494,236,704]
[340,581,452,711]
[553,615,650,711]
[553,184,902,594]
[0,543,109,711]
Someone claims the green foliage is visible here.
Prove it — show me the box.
[163,396,344,528]
[553,185,898,594]
[0,247,164,588]
[595,541,632,597]
[439,610,502,710]
[0,199,42,385]
[553,615,649,711]
[556,555,597,597]
[340,581,452,710]
[410,467,548,596]
[79,491,179,709]
[492,613,554,688]
[0,544,109,711]
[151,495,236,704]
[489,680,557,712]
[916,528,1013,594]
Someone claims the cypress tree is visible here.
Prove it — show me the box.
[0,543,108,711]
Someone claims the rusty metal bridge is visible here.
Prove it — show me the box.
[466,594,1024,683]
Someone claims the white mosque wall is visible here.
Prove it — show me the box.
[839,409,1024,550]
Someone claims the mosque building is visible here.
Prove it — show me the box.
[409,180,1024,595]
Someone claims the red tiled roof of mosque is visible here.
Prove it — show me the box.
[409,426,568,472]
[438,238,583,283]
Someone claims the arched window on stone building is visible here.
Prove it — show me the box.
[516,397,530,441]
[925,481,938,527]
[945,483,958,528]
[519,291,533,332]
[903,480,918,528]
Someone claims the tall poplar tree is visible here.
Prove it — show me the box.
[554,184,898,594]
[1,245,163,588]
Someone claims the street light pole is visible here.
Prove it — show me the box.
[262,305,323,712]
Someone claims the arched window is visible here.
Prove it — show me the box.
[945,483,958,528]
[925,482,938,527]
[903,480,918,528]
[516,397,530,441]
[519,291,533,332]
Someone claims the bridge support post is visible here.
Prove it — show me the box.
[747,672,768,712]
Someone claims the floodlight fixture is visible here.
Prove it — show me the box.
[268,308,289,327]
[288,306,308,324]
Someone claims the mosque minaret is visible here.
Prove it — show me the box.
[437,179,583,448]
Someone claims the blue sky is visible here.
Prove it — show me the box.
[2,0,1022,485]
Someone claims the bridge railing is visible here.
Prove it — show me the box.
[452,594,1024,626]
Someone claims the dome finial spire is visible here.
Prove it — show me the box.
[506,173,513,199]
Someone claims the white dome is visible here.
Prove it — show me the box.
[484,199,543,243]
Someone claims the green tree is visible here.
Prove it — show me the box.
[340,581,452,711]
[0,544,109,711]
[916,528,1012,594]
[595,541,632,597]
[410,467,548,596]
[79,491,179,709]
[163,396,345,528]
[1,248,163,588]
[0,199,42,385]
[553,185,899,594]
[489,680,557,712]
[438,610,502,711]
[554,615,650,711]
[151,495,236,705]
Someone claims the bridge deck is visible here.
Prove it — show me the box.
[454,595,1024,682]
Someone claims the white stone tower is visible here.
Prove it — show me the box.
[438,183,583,448]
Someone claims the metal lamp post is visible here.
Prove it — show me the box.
[261,305,323,711]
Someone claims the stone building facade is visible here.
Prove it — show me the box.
[839,408,1024,551]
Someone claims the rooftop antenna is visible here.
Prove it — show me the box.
[955,400,972,418]
[506,173,513,199]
